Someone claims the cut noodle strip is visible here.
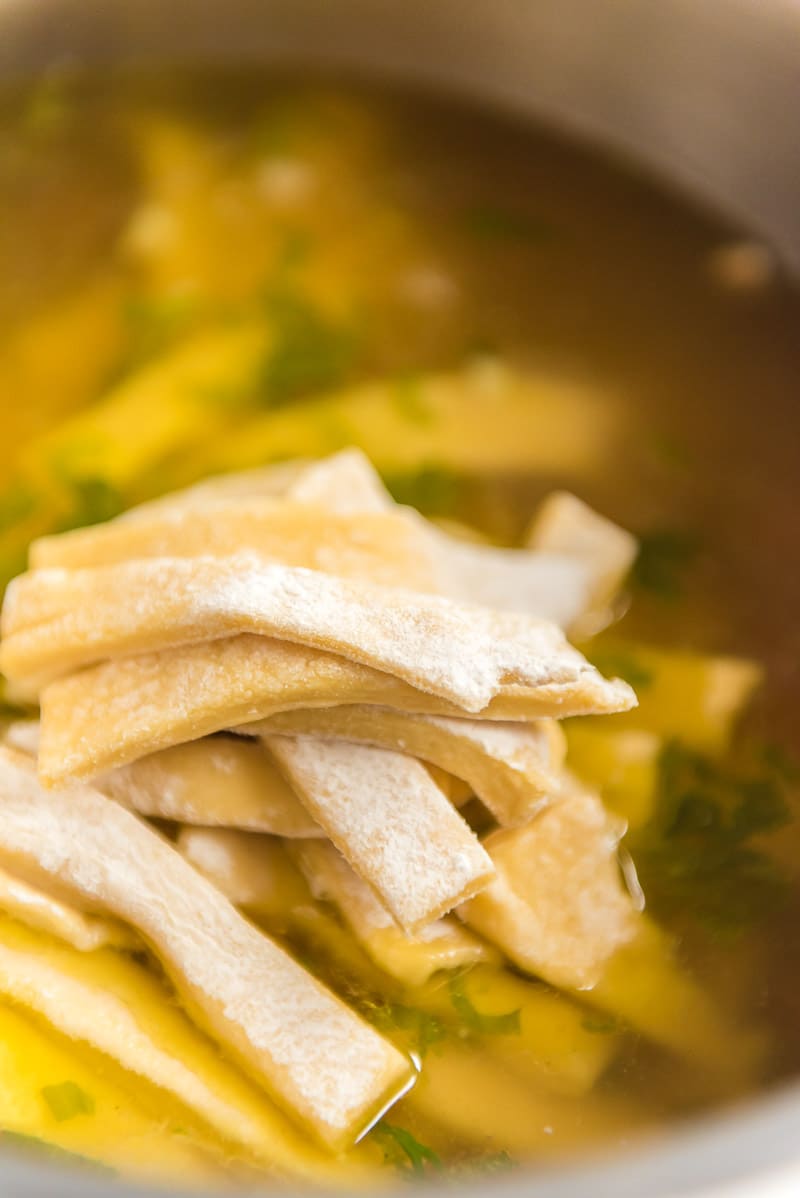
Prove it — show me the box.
[6,720,322,838]
[0,915,366,1183]
[0,747,413,1149]
[29,502,432,592]
[248,706,565,827]
[267,737,494,932]
[1,556,595,712]
[459,783,637,991]
[38,634,635,785]
[291,838,494,986]
[526,491,637,635]
[101,737,323,837]
[0,863,137,953]
[177,828,312,917]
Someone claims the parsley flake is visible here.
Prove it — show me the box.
[633,528,699,599]
[631,741,791,939]
[589,648,654,690]
[41,1080,95,1122]
[385,467,465,516]
[260,288,361,407]
[374,1123,442,1179]
[369,1001,448,1057]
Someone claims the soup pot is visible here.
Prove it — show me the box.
[0,1,799,1195]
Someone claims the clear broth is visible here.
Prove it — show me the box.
[0,70,799,1185]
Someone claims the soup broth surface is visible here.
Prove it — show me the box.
[0,70,799,1187]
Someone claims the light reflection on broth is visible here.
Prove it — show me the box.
[0,70,799,1186]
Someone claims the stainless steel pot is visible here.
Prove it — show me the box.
[1,1,799,1195]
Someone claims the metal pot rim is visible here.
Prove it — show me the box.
[0,2,799,1194]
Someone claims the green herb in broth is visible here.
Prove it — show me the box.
[581,1014,623,1035]
[370,1002,450,1059]
[379,1138,518,1184]
[55,477,126,534]
[259,287,363,407]
[384,467,466,516]
[632,527,700,600]
[0,68,798,1188]
[453,1150,517,1176]
[588,647,655,691]
[582,639,763,754]
[631,742,791,940]
[40,1081,96,1123]
[373,1123,443,1180]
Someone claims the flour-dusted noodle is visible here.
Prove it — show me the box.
[267,737,494,932]
[0,747,413,1149]
[38,634,635,785]
[291,838,495,986]
[1,556,629,713]
[249,705,565,827]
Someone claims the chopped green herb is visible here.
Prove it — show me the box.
[56,477,126,533]
[581,1013,622,1035]
[392,374,433,426]
[632,528,700,599]
[631,741,791,939]
[260,288,361,407]
[590,648,654,690]
[451,1150,518,1176]
[385,467,465,517]
[665,743,788,841]
[120,291,200,371]
[1,1131,113,1174]
[464,205,552,243]
[369,1001,448,1057]
[375,1128,516,1182]
[448,973,521,1036]
[374,1123,442,1179]
[41,1080,95,1122]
